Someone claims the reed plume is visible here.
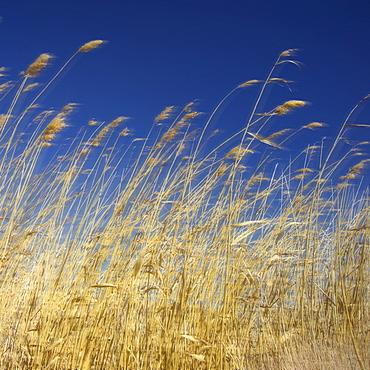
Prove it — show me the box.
[78,40,105,52]
[25,53,52,77]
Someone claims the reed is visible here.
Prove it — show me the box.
[0,43,369,370]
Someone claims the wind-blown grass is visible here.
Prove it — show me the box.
[0,43,369,370]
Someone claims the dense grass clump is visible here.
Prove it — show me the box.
[0,43,369,369]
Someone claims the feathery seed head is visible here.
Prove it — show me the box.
[178,112,203,124]
[296,168,314,173]
[340,159,370,181]
[280,49,298,57]
[33,110,53,123]
[267,78,293,85]
[337,182,351,189]
[78,149,89,157]
[238,80,261,88]
[22,104,39,114]
[91,124,112,146]
[266,129,292,141]
[345,123,370,128]
[120,127,130,136]
[303,122,325,129]
[155,106,175,123]
[216,164,228,177]
[0,114,12,128]
[25,53,53,77]
[88,119,99,126]
[78,40,105,52]
[184,101,196,112]
[27,104,40,110]
[247,173,269,187]
[292,173,307,180]
[41,105,74,143]
[0,81,13,94]
[155,113,201,147]
[61,103,78,115]
[226,146,254,159]
[42,114,68,142]
[107,116,129,127]
[23,82,39,92]
[274,100,308,115]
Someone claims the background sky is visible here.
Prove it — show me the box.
[1,0,369,175]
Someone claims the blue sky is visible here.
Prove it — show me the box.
[1,0,369,173]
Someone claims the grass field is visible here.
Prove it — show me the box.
[0,42,369,369]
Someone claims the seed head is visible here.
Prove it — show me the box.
[178,112,203,124]
[0,81,13,94]
[292,173,306,180]
[25,53,52,77]
[0,114,12,128]
[78,149,89,157]
[274,100,308,115]
[296,168,314,173]
[337,182,351,190]
[107,116,129,127]
[267,78,293,84]
[42,114,68,142]
[266,129,292,141]
[78,40,105,52]
[216,164,228,177]
[184,101,196,112]
[155,106,175,123]
[61,103,78,114]
[346,123,370,128]
[302,122,325,129]
[238,80,261,88]
[23,83,39,92]
[88,119,99,126]
[120,127,130,136]
[340,159,370,181]
[247,173,269,187]
[41,105,74,143]
[156,111,202,148]
[226,146,253,159]
[91,125,111,146]
[280,49,298,57]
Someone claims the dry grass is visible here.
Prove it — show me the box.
[0,44,369,370]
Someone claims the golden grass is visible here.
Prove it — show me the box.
[0,45,369,370]
[25,53,53,77]
[78,40,105,53]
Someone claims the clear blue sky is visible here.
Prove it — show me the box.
[1,0,369,169]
